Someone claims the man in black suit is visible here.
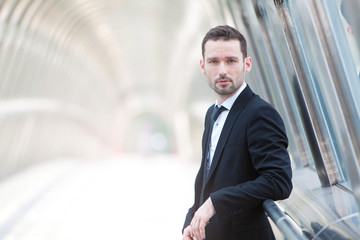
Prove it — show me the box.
[182,25,292,240]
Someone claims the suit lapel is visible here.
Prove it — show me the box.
[205,86,254,183]
[202,105,215,161]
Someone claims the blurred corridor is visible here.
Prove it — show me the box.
[1,0,360,239]
[0,0,219,174]
[0,0,219,239]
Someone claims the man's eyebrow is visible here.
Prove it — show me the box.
[225,56,239,60]
[206,56,239,61]
[206,57,218,61]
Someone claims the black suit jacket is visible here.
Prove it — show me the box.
[184,86,292,240]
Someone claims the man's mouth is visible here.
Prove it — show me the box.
[216,78,232,86]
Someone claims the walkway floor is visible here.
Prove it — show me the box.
[0,155,198,240]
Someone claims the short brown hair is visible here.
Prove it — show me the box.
[201,25,247,58]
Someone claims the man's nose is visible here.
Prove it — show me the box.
[218,62,227,76]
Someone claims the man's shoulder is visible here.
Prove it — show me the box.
[244,94,284,124]
[247,94,276,111]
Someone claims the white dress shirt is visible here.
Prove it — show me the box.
[208,83,247,166]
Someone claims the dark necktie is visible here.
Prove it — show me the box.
[205,105,226,178]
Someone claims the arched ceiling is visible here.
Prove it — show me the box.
[0,0,231,170]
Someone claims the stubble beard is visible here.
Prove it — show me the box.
[213,76,240,96]
[214,84,238,96]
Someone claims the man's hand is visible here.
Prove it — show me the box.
[190,198,216,240]
[182,225,193,240]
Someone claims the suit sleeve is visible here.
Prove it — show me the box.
[210,104,293,219]
[183,205,196,232]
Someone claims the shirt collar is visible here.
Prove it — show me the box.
[215,82,247,110]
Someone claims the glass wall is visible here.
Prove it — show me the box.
[221,0,360,237]
[227,0,360,208]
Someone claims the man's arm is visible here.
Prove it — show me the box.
[188,198,216,240]
[183,205,196,232]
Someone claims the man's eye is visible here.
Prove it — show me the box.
[209,60,218,64]
[228,60,236,63]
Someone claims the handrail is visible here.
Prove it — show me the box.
[263,199,309,240]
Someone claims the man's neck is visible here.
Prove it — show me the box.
[215,82,247,106]
[216,92,236,106]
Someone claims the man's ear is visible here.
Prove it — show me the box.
[245,57,252,74]
[200,59,206,75]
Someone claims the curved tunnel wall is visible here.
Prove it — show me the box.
[0,0,124,178]
[0,0,216,178]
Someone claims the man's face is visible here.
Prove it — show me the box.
[200,39,252,99]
